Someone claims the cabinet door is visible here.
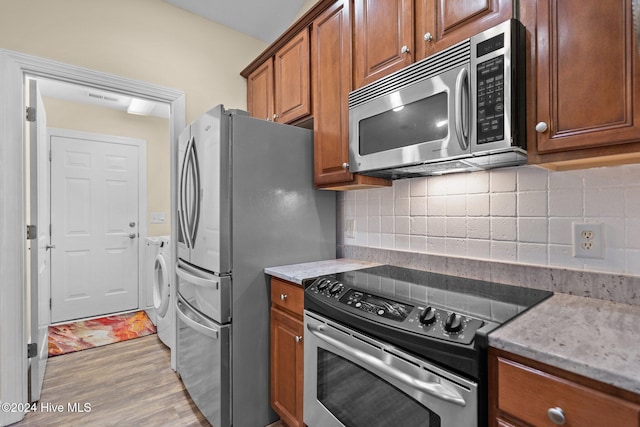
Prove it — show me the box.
[274,28,311,124]
[535,0,640,155]
[270,307,304,427]
[247,58,274,121]
[311,0,354,185]
[353,0,413,89]
[415,0,512,61]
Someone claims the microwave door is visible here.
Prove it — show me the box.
[350,63,471,174]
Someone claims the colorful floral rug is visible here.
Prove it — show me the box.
[48,311,156,357]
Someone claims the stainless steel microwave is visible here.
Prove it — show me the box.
[348,19,526,178]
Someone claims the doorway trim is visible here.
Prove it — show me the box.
[48,127,148,323]
[0,49,185,426]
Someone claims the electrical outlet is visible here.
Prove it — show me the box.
[345,219,356,239]
[573,222,604,259]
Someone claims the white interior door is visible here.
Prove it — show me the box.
[50,135,140,323]
[28,78,50,402]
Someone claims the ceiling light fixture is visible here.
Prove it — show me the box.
[127,98,156,116]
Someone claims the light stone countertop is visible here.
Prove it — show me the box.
[489,293,640,395]
[265,258,380,285]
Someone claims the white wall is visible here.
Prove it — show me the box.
[339,164,640,276]
[0,0,268,122]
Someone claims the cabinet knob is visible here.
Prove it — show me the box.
[342,162,349,169]
[266,116,271,121]
[295,335,303,343]
[547,407,566,425]
[423,32,433,42]
[280,294,288,301]
[535,121,549,133]
[401,45,410,54]
[273,113,279,120]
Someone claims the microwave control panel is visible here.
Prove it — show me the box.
[477,54,505,145]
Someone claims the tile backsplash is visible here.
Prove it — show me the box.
[337,164,640,276]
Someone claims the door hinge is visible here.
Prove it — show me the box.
[27,343,37,358]
[50,298,52,310]
[49,224,52,236]
[49,149,52,162]
[26,106,36,122]
[27,225,37,240]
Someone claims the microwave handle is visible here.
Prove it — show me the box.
[455,67,470,151]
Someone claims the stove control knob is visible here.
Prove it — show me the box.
[444,312,463,333]
[317,279,330,291]
[329,282,343,295]
[418,306,437,325]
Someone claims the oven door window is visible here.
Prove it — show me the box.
[317,348,441,426]
[358,93,448,156]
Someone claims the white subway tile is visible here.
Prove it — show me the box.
[594,218,624,251]
[549,244,584,269]
[368,216,381,233]
[380,198,394,216]
[381,233,395,249]
[395,234,411,251]
[584,188,623,217]
[344,199,356,218]
[427,237,446,254]
[367,195,381,216]
[549,169,584,189]
[548,217,580,245]
[395,198,410,216]
[467,194,490,216]
[548,189,583,217]
[446,174,467,195]
[427,196,446,216]
[410,217,428,235]
[626,218,640,250]
[446,238,467,256]
[410,197,427,216]
[466,171,490,194]
[518,218,548,243]
[356,198,368,217]
[491,218,517,241]
[490,168,517,192]
[446,217,466,238]
[625,187,640,216]
[410,177,428,197]
[395,216,411,235]
[467,218,491,239]
[517,166,548,191]
[410,236,428,252]
[467,239,491,259]
[625,249,640,275]
[428,217,446,237]
[427,176,447,196]
[446,195,466,216]
[368,233,381,247]
[490,193,516,216]
[584,166,623,188]
[623,164,640,187]
[584,247,625,274]
[394,178,411,198]
[491,241,517,261]
[517,243,548,266]
[380,216,395,234]
[517,191,548,217]
[355,230,368,246]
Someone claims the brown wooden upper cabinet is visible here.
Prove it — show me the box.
[247,28,311,124]
[247,59,274,122]
[352,0,512,89]
[312,0,391,189]
[529,0,640,169]
[415,0,512,61]
[353,0,414,89]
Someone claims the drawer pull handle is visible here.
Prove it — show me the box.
[280,294,288,301]
[547,407,566,425]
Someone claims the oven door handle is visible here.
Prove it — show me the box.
[307,323,467,407]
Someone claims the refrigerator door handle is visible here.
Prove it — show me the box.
[176,264,220,290]
[176,298,220,340]
[189,139,201,245]
[181,136,195,249]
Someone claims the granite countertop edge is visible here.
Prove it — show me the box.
[489,293,640,395]
[264,258,381,285]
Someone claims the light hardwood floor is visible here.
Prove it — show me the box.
[15,334,209,426]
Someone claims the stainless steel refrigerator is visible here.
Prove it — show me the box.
[175,105,336,427]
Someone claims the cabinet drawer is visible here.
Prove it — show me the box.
[271,278,304,316]
[497,357,640,427]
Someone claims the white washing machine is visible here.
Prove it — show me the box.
[153,236,174,350]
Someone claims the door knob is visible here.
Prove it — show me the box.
[129,221,136,227]
[129,233,137,239]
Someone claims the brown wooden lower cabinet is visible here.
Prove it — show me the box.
[270,278,304,427]
[489,348,640,427]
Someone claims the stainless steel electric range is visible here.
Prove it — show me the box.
[303,265,552,427]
